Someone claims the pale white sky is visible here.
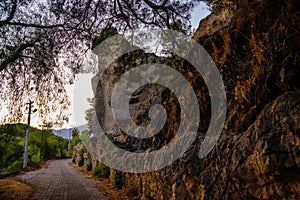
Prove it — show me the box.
[191,2,211,29]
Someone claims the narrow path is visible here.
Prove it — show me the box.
[18,159,108,200]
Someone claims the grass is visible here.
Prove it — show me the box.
[0,179,33,200]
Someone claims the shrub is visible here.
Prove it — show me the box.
[106,134,114,141]
[5,160,22,172]
[78,157,84,167]
[79,147,86,154]
[93,164,110,178]
[113,171,123,189]
[61,150,68,157]
[86,162,92,171]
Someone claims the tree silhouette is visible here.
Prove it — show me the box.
[0,0,204,123]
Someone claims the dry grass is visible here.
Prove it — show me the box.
[0,179,33,200]
[0,160,54,200]
[97,178,140,200]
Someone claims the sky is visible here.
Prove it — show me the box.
[191,2,211,30]
[0,2,210,129]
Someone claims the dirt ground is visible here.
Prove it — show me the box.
[0,179,33,200]
[0,160,62,200]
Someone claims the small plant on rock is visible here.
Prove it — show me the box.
[86,162,92,171]
[78,157,84,167]
[93,164,110,178]
[113,171,123,189]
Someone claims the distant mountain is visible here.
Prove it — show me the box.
[52,124,88,139]
[76,124,89,133]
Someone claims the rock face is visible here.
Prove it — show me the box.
[194,0,300,133]
[116,92,300,200]
[198,92,300,199]
[72,142,98,168]
[84,0,300,199]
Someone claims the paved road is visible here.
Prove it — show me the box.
[18,159,108,200]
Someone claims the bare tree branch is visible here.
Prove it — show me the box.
[6,22,64,28]
[0,40,38,72]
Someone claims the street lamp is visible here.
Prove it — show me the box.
[23,100,37,169]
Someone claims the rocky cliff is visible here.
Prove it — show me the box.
[74,0,300,199]
[194,0,300,133]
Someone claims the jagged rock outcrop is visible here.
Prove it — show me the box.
[72,142,98,168]
[194,0,300,133]
[197,92,300,199]
[93,50,185,151]
[121,92,300,199]
[78,0,300,199]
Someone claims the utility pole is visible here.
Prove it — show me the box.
[39,122,52,162]
[67,128,71,157]
[40,124,45,162]
[23,100,36,169]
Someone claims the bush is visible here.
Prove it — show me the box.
[93,164,110,178]
[78,157,84,167]
[61,150,68,157]
[86,162,92,171]
[113,171,123,189]
[5,160,22,172]
[79,147,86,154]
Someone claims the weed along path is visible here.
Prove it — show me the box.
[18,159,108,200]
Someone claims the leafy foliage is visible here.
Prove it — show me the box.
[0,0,201,124]
[86,162,92,171]
[113,170,124,189]
[78,156,85,167]
[70,128,81,154]
[0,123,68,172]
[205,0,233,11]
[93,164,110,178]
[84,98,94,134]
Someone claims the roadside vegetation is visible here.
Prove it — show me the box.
[0,123,69,173]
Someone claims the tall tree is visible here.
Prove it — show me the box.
[0,0,203,124]
[84,97,94,134]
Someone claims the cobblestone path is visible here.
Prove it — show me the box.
[18,159,108,200]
